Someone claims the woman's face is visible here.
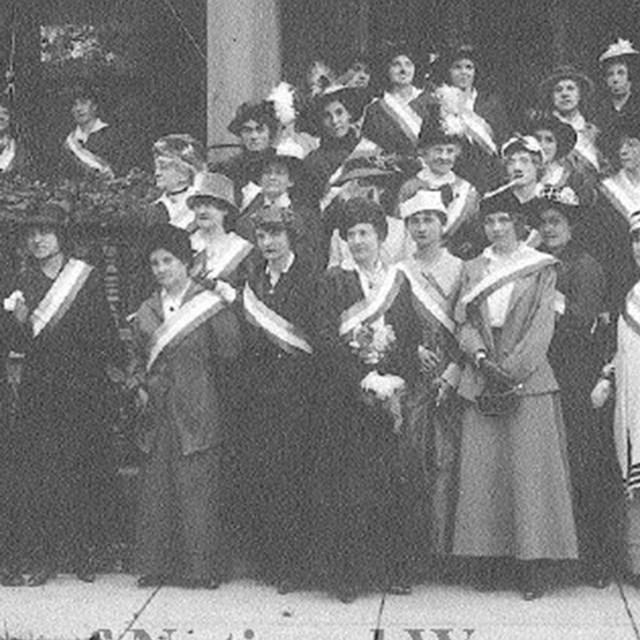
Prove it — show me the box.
[539,208,572,250]
[620,135,640,171]
[72,98,98,126]
[0,106,11,134]
[322,100,352,139]
[449,58,475,91]
[388,55,415,88]
[552,79,581,114]
[255,227,292,263]
[150,248,189,291]
[606,61,631,98]
[505,150,539,187]
[260,161,293,198]
[346,222,382,266]
[154,157,192,192]
[406,211,443,249]
[192,200,227,230]
[26,227,62,262]
[534,129,559,164]
[420,142,461,176]
[239,119,272,152]
[484,212,518,251]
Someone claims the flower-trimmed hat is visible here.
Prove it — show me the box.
[20,202,69,229]
[533,185,581,226]
[153,134,207,173]
[526,113,577,160]
[599,38,640,65]
[538,64,595,103]
[300,85,370,137]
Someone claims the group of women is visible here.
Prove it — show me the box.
[0,38,640,605]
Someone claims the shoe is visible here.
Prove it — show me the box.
[76,569,96,583]
[276,579,296,595]
[26,567,56,587]
[137,575,164,588]
[522,584,545,601]
[584,563,612,589]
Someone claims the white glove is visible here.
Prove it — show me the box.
[591,378,612,409]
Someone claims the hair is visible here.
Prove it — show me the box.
[481,209,529,241]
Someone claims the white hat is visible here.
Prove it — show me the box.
[501,135,543,160]
[600,39,639,63]
[399,190,447,221]
[275,138,306,160]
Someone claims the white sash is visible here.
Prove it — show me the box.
[0,138,17,173]
[445,179,473,237]
[573,133,599,171]
[198,234,253,280]
[147,289,225,370]
[339,265,404,336]
[380,91,422,143]
[64,128,113,176]
[30,259,93,337]
[243,283,312,354]
[241,181,262,211]
[397,263,455,335]
[461,110,497,155]
[600,175,639,222]
[460,251,556,309]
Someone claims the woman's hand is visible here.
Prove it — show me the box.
[590,378,612,409]
[434,378,453,407]
[418,345,440,373]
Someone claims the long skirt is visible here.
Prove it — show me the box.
[135,419,224,582]
[453,392,578,560]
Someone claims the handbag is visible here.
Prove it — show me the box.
[475,358,523,417]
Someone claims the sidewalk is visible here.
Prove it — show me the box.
[1,575,639,640]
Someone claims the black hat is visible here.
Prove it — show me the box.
[337,197,388,241]
[250,205,303,239]
[228,101,280,137]
[22,202,69,229]
[538,64,595,104]
[526,113,577,160]
[417,111,464,148]
[145,223,193,266]
[301,86,370,137]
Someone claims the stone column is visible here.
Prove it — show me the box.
[207,0,281,157]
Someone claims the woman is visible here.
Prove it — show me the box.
[398,118,481,259]
[237,206,318,594]
[452,198,578,600]
[527,113,597,207]
[592,210,640,585]
[596,114,640,314]
[130,223,241,589]
[361,43,438,156]
[398,190,464,559]
[6,203,123,586]
[316,197,422,602]
[431,44,510,193]
[536,186,622,587]
[302,85,370,202]
[0,100,31,178]
[537,65,601,174]
[187,172,253,288]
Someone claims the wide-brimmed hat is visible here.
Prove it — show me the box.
[301,85,370,136]
[533,185,580,226]
[337,197,388,241]
[525,113,577,159]
[333,153,399,186]
[399,189,448,225]
[538,64,595,103]
[417,112,465,148]
[186,172,237,214]
[599,38,640,65]
[227,100,279,137]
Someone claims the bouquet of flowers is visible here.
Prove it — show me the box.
[360,370,406,433]
[349,320,397,366]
